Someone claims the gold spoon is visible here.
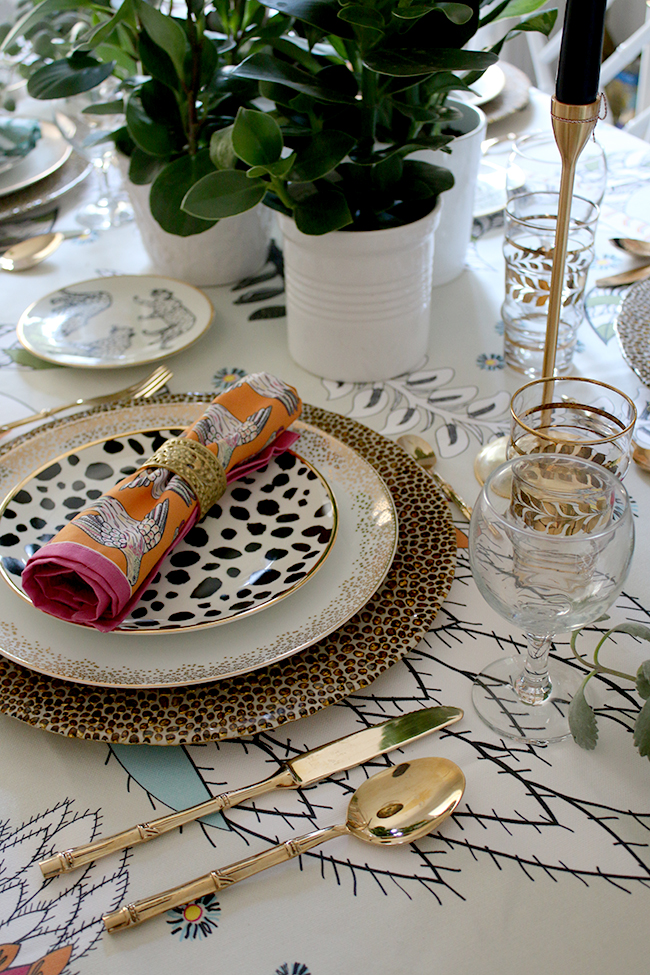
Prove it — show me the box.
[610,238,650,258]
[596,263,650,288]
[632,440,650,473]
[397,433,473,520]
[103,756,466,933]
[0,230,89,271]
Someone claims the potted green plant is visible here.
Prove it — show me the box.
[176,0,556,378]
[3,0,289,284]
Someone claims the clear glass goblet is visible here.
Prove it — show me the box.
[54,81,133,230]
[469,453,634,744]
[508,376,637,479]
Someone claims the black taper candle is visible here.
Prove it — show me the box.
[555,0,607,105]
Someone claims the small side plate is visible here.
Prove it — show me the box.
[17,274,214,368]
[0,120,71,197]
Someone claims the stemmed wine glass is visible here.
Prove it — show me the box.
[469,453,634,744]
[53,80,133,230]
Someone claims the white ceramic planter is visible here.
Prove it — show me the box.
[412,100,487,286]
[121,163,273,287]
[279,198,442,382]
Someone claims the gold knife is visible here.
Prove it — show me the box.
[39,706,463,879]
[596,263,650,287]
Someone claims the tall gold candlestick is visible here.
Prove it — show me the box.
[541,97,601,384]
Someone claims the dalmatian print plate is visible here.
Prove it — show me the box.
[0,429,338,633]
[16,274,213,368]
[0,404,398,687]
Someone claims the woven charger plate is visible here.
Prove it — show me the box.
[0,397,456,744]
[615,278,650,387]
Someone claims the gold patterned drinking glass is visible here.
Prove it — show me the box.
[508,377,637,480]
[502,192,599,377]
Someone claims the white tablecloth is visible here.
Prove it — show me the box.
[0,89,649,975]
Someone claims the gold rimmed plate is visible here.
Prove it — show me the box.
[0,401,396,688]
[0,433,338,633]
[0,399,456,742]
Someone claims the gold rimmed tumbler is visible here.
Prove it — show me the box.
[508,376,637,479]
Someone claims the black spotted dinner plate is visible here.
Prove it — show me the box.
[0,429,338,633]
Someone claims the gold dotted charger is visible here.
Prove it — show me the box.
[0,397,456,744]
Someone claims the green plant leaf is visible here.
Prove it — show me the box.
[607,623,650,643]
[256,0,355,39]
[0,0,107,54]
[363,46,497,77]
[76,0,137,51]
[633,698,650,759]
[209,126,237,170]
[400,158,454,196]
[232,52,356,103]
[135,0,188,80]
[291,130,356,181]
[81,99,124,115]
[292,181,352,234]
[338,5,385,28]
[181,168,266,218]
[232,108,283,166]
[394,2,471,23]
[150,151,219,235]
[125,83,183,157]
[486,0,549,24]
[637,660,650,701]
[27,54,116,99]
[128,147,164,184]
[569,680,599,750]
[137,28,180,89]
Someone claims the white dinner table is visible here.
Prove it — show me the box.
[0,87,649,975]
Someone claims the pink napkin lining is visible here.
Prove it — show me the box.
[23,429,300,631]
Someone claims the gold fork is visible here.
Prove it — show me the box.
[0,364,173,435]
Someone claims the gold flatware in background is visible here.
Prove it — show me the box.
[0,230,90,271]
[632,440,650,473]
[39,706,463,879]
[103,756,466,932]
[0,364,173,436]
[596,264,650,288]
[397,433,473,520]
[610,237,650,258]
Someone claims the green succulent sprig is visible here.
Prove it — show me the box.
[569,619,650,760]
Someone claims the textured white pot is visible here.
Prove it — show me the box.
[279,198,442,382]
[412,100,487,286]
[122,165,273,287]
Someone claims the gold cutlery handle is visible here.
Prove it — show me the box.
[103,823,347,932]
[595,263,650,287]
[429,470,473,521]
[39,767,296,879]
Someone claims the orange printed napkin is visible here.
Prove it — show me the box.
[22,373,302,631]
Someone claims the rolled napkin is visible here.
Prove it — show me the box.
[0,118,41,173]
[22,372,302,631]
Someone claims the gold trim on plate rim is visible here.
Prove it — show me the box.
[0,398,456,743]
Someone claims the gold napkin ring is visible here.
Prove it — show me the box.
[138,438,227,518]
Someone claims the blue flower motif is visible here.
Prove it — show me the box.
[213,366,246,390]
[477,352,505,371]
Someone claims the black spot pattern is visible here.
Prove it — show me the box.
[0,431,336,632]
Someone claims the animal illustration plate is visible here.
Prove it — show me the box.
[0,121,71,197]
[0,401,397,688]
[16,275,214,368]
[0,436,338,633]
[614,279,650,387]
